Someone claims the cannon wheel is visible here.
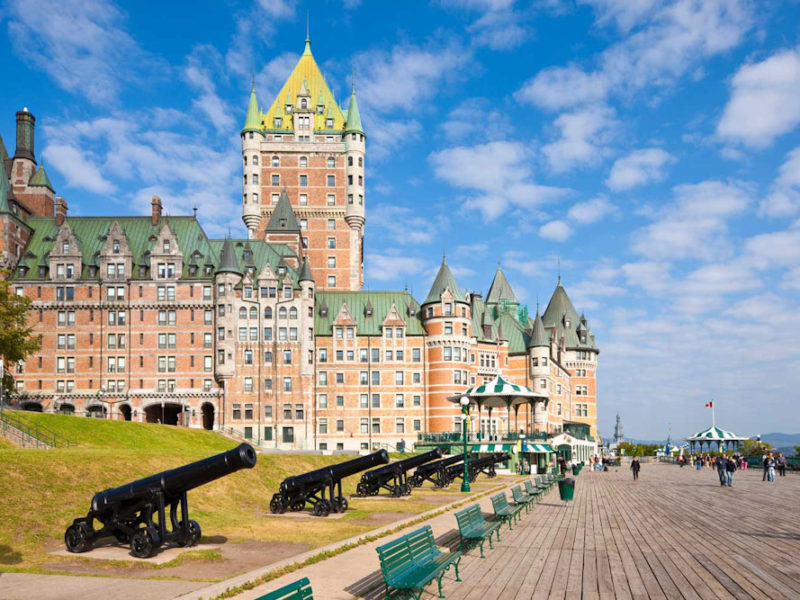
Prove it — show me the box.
[390,485,403,497]
[368,486,379,496]
[290,499,306,512]
[409,475,423,487]
[403,483,412,496]
[269,495,287,514]
[176,520,202,547]
[130,527,157,559]
[356,483,368,497]
[65,522,92,553]
[333,497,348,513]
[113,529,131,545]
[312,500,331,517]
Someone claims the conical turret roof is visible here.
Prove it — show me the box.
[344,84,364,133]
[242,83,262,133]
[298,256,314,282]
[542,279,597,350]
[530,310,549,347]
[424,257,466,305]
[28,165,54,191]
[265,188,301,232]
[216,237,242,275]
[486,264,518,305]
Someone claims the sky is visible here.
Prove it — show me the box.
[1,0,799,440]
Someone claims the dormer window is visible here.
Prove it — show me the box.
[243,250,252,260]
[112,240,120,254]
[285,104,292,113]
[274,117,282,128]
[279,218,286,228]
[565,319,571,328]
[366,306,373,317]
[163,240,170,253]
[62,242,70,254]
[317,104,324,114]
[300,98,308,109]
[326,118,333,129]
[320,307,328,317]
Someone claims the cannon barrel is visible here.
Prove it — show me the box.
[415,453,464,477]
[91,443,257,512]
[361,448,443,483]
[281,449,389,492]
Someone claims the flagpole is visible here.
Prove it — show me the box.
[712,401,715,428]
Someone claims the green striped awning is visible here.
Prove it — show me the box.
[464,375,533,396]
[470,444,512,452]
[522,443,555,453]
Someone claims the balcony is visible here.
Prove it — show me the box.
[417,430,550,444]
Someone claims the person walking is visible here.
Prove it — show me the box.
[766,452,776,482]
[631,457,641,481]
[777,453,786,477]
[725,454,736,487]
[715,454,726,486]
[762,452,768,481]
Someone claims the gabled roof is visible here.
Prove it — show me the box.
[316,291,425,336]
[486,265,518,305]
[260,39,346,133]
[424,257,466,305]
[344,85,364,133]
[265,188,301,232]
[28,165,54,191]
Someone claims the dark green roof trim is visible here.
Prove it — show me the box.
[344,87,364,133]
[298,256,314,282]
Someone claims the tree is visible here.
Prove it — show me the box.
[793,445,800,457]
[739,439,771,457]
[0,278,41,392]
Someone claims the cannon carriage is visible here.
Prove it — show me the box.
[64,443,257,558]
[270,449,389,517]
[355,448,443,497]
[408,454,466,488]
[447,452,510,483]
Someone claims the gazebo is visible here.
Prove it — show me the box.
[447,374,549,442]
[685,426,748,454]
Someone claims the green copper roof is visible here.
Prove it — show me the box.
[530,310,549,348]
[496,312,527,354]
[486,265,518,305]
[265,188,301,232]
[298,256,314,282]
[243,84,262,133]
[216,237,242,275]
[315,291,425,336]
[0,133,8,176]
[28,165,54,191]
[207,238,300,286]
[542,281,598,351]
[344,85,364,133]
[0,165,11,213]
[423,257,466,305]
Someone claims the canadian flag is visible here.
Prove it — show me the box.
[705,401,713,408]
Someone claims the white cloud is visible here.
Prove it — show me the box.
[369,204,448,245]
[516,0,753,111]
[225,1,297,78]
[5,0,160,105]
[441,98,511,141]
[631,180,751,260]
[760,146,800,218]
[43,144,116,195]
[429,141,571,220]
[184,46,235,134]
[542,106,617,172]
[606,148,675,191]
[366,254,429,282]
[567,195,615,224]
[438,0,526,50]
[744,230,800,269]
[579,0,660,32]
[539,220,572,242]
[256,0,296,18]
[256,52,300,103]
[717,47,800,148]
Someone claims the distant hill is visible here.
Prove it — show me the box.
[605,432,800,456]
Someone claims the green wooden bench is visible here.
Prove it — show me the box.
[535,475,550,492]
[524,479,543,501]
[254,577,313,600]
[491,492,522,530]
[376,525,461,600]
[454,503,501,558]
[511,485,534,514]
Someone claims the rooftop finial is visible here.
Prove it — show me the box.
[302,12,312,55]
[557,257,561,284]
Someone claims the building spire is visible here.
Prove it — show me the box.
[242,82,261,133]
[303,12,312,56]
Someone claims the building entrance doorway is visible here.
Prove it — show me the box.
[201,402,214,430]
[144,402,182,425]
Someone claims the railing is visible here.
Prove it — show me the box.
[417,430,550,444]
[0,408,73,448]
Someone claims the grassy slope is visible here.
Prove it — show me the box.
[0,414,464,574]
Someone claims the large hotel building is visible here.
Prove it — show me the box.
[1,38,599,451]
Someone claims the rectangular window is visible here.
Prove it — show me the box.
[318,394,328,408]
[412,348,421,362]
[395,418,405,434]
[395,394,404,408]
[326,175,335,187]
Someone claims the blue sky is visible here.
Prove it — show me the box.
[2,0,799,440]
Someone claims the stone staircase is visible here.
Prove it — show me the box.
[0,408,73,449]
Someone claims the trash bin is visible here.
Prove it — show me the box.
[558,477,575,502]
[572,465,580,476]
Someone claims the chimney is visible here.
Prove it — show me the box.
[151,195,162,226]
[15,108,36,162]
[55,197,67,226]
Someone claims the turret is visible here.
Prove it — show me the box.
[241,84,263,237]
[344,84,365,290]
[215,237,242,380]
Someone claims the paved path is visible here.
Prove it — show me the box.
[0,573,204,600]
[224,463,800,600]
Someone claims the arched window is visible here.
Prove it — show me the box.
[301,98,308,108]
[278,307,287,319]
[252,155,259,165]
[239,307,247,319]
[271,156,280,167]
[289,307,298,319]
[299,156,308,167]
[264,307,272,319]
[348,156,353,166]
[327,157,335,168]
[249,307,258,319]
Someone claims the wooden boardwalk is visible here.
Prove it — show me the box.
[446,463,800,600]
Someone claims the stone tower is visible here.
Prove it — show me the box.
[241,36,365,291]
[614,412,624,444]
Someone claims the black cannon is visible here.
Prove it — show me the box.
[408,454,466,488]
[64,443,257,558]
[448,452,510,483]
[356,448,443,497]
[270,449,389,517]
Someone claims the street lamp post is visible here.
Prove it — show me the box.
[460,396,470,493]
[520,431,527,475]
